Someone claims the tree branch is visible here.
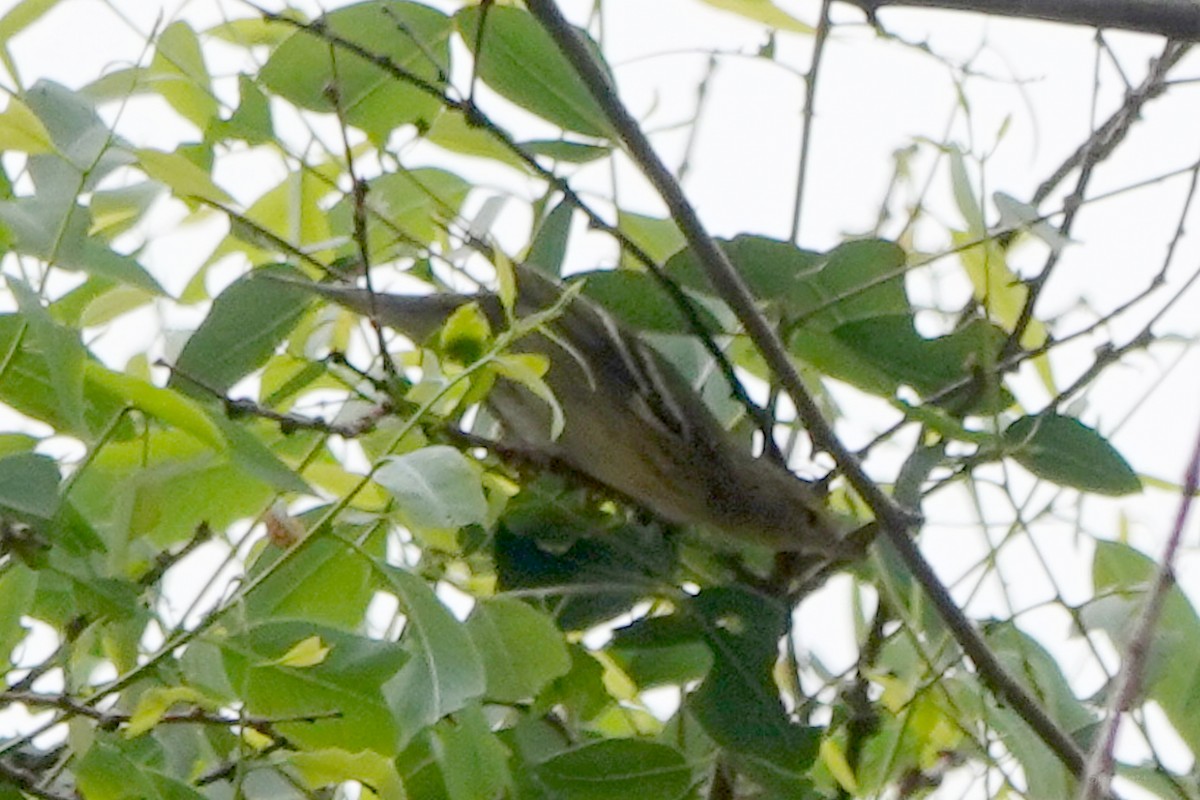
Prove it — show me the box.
[524,0,1088,778]
[524,0,918,536]
[845,0,1200,40]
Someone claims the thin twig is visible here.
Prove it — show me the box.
[1031,42,1188,208]
[791,0,833,243]
[1078,421,1200,800]
[324,70,397,379]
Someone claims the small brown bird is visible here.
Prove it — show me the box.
[286,264,852,558]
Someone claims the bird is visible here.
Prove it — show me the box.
[279,263,855,559]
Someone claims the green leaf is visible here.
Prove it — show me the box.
[466,597,571,703]
[1004,414,1141,496]
[0,565,35,671]
[618,211,685,267]
[456,6,616,139]
[830,315,1012,413]
[983,621,1096,735]
[196,169,336,299]
[288,748,406,800]
[83,362,226,450]
[379,565,486,742]
[0,0,62,46]
[0,201,163,293]
[439,302,493,364]
[0,314,129,439]
[245,526,382,630]
[124,686,214,738]
[75,740,172,800]
[607,614,713,689]
[948,144,985,236]
[982,622,1092,800]
[520,139,611,164]
[171,264,315,398]
[260,1,451,143]
[87,182,164,241]
[493,514,669,630]
[205,15,294,48]
[0,433,38,458]
[23,80,134,183]
[211,415,313,495]
[687,588,819,792]
[788,237,909,326]
[211,73,274,145]
[788,327,901,397]
[533,739,690,800]
[526,197,573,277]
[269,634,332,668]
[434,703,513,800]
[70,428,276,549]
[375,446,489,530]
[575,269,719,334]
[667,235,910,329]
[695,0,814,33]
[0,451,60,518]
[327,167,471,262]
[221,621,408,755]
[134,147,232,205]
[422,106,528,170]
[149,21,218,129]
[7,276,86,432]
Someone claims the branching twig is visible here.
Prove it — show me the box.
[158,359,390,438]
[1,689,337,738]
[1026,39,1183,223]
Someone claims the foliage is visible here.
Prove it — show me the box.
[0,2,1194,799]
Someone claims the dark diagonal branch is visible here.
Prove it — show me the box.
[845,0,1200,40]
[524,0,1087,778]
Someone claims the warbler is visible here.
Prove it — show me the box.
[288,264,853,558]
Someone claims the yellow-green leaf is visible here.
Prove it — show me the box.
[261,635,331,668]
[125,686,212,738]
[696,0,813,33]
[494,248,517,314]
[0,96,52,153]
[149,21,218,129]
[819,738,859,793]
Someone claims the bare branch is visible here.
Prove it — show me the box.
[845,0,1200,40]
